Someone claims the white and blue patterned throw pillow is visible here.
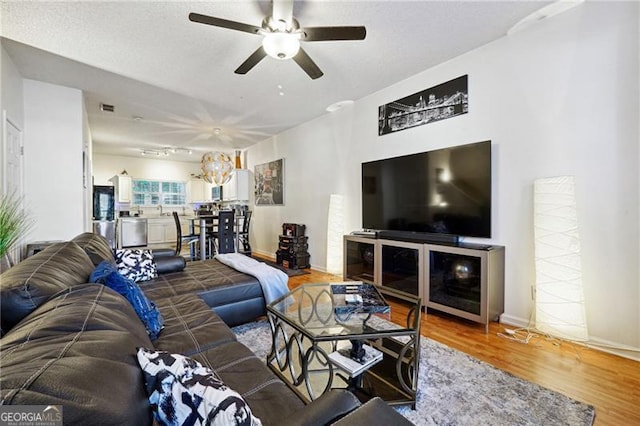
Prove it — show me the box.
[137,348,262,426]
[114,249,158,282]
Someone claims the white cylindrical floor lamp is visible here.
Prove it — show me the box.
[326,194,345,275]
[533,176,589,341]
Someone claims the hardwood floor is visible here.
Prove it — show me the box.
[287,268,640,426]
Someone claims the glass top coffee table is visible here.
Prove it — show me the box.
[266,282,421,408]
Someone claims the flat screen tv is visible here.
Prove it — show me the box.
[362,140,491,240]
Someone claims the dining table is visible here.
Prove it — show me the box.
[189,215,215,261]
[187,214,243,260]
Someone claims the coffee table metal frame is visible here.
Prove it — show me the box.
[266,283,421,408]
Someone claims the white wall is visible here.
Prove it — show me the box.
[92,153,201,185]
[23,79,85,241]
[1,45,24,131]
[1,44,25,192]
[246,107,356,264]
[247,3,639,354]
[82,98,92,230]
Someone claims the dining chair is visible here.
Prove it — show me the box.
[204,214,217,258]
[213,210,235,254]
[237,210,252,255]
[173,211,199,260]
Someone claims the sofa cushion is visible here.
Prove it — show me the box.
[138,259,265,326]
[332,397,414,426]
[155,255,187,274]
[0,284,154,425]
[0,241,95,331]
[139,259,262,301]
[192,341,306,424]
[153,294,236,356]
[137,348,262,426]
[115,248,158,282]
[72,232,115,265]
[90,261,164,340]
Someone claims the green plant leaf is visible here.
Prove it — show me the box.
[0,191,34,257]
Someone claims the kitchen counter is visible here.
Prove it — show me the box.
[145,216,173,221]
[133,214,195,219]
[117,214,196,248]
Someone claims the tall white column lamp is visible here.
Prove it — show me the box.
[533,176,589,341]
[326,194,345,275]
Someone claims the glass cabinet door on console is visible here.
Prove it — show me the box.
[377,240,424,301]
[429,251,482,315]
[425,243,504,332]
[343,236,376,284]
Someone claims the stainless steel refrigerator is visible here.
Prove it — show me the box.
[93,185,115,221]
[92,185,116,248]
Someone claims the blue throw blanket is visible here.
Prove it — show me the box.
[214,253,289,304]
[90,261,164,340]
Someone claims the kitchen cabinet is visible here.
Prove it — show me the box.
[147,217,190,244]
[223,169,252,202]
[147,221,167,244]
[187,179,212,203]
[109,175,132,203]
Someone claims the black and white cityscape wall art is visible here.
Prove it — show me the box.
[255,158,284,205]
[378,75,468,136]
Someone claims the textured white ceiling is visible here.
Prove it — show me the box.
[1,0,550,162]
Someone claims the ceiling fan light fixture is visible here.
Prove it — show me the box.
[326,100,354,112]
[262,32,300,60]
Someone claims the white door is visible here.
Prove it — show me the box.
[3,111,25,263]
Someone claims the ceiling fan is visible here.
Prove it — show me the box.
[189,0,366,80]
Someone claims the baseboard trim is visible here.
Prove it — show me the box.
[499,314,531,328]
[499,314,640,361]
[584,337,640,362]
[251,249,327,273]
[252,249,275,260]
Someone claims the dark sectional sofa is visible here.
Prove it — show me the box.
[0,232,412,425]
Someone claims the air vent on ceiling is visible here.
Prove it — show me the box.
[100,103,115,112]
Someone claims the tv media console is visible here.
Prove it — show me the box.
[343,235,505,332]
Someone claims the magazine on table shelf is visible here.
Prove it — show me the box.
[330,282,390,316]
[328,341,383,377]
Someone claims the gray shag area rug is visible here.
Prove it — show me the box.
[232,320,595,426]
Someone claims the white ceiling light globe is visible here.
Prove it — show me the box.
[262,33,300,60]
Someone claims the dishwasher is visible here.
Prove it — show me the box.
[119,218,148,248]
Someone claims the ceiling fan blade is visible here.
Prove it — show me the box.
[292,48,323,80]
[189,13,262,35]
[235,46,267,75]
[300,26,366,41]
[272,0,294,27]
